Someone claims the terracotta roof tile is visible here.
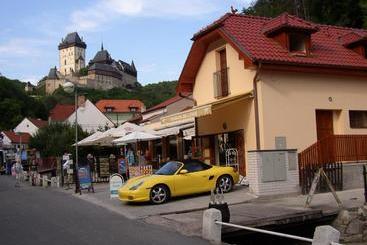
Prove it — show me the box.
[95,99,144,113]
[144,93,190,113]
[49,104,75,122]
[262,12,318,36]
[28,118,48,128]
[2,131,31,144]
[215,13,367,69]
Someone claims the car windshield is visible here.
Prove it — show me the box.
[155,161,183,175]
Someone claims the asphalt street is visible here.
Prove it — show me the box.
[0,176,209,245]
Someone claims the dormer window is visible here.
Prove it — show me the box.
[340,32,367,58]
[262,13,318,56]
[289,33,307,53]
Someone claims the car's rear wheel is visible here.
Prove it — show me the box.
[150,185,169,204]
[216,175,233,193]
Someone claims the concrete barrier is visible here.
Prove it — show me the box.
[202,209,222,244]
[312,225,340,245]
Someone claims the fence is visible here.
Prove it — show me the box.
[38,157,57,173]
[299,162,343,194]
[299,135,367,166]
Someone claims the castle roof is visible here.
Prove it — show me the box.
[90,49,113,65]
[47,67,60,80]
[58,32,87,50]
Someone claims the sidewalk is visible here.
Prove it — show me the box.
[57,183,256,219]
[145,188,365,236]
[54,182,365,237]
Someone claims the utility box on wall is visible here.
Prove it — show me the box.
[247,149,299,196]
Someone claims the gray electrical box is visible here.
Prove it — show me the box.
[261,151,287,182]
[288,151,297,171]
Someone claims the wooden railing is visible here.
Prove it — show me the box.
[298,135,367,166]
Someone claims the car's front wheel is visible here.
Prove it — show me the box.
[150,185,169,204]
[216,175,233,193]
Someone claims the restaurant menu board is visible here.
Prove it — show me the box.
[78,166,92,190]
[98,158,110,177]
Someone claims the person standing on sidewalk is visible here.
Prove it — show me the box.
[14,158,23,187]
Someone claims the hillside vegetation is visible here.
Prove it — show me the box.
[0,76,178,131]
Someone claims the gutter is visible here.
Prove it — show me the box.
[253,63,262,150]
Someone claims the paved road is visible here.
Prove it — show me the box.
[0,176,209,245]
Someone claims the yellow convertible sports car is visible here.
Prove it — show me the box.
[118,159,239,204]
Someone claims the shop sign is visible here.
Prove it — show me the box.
[78,165,92,190]
[161,105,212,124]
[128,165,153,178]
[110,174,124,198]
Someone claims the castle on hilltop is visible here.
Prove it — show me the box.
[43,32,139,94]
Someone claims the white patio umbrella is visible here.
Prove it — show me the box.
[113,131,161,145]
[73,131,104,146]
[118,122,158,135]
[92,127,127,146]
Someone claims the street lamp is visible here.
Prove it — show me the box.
[62,81,80,193]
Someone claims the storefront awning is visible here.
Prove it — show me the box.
[160,92,253,125]
[156,122,195,137]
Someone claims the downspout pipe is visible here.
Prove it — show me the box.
[253,63,262,150]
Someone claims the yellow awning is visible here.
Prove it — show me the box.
[161,92,253,125]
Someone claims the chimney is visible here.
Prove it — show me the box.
[78,95,86,108]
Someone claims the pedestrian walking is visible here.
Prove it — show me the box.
[14,158,23,187]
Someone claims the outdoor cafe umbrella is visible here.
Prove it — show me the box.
[91,127,127,146]
[113,131,161,145]
[73,131,104,146]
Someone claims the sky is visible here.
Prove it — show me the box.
[0,0,252,85]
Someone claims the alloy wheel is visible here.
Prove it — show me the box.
[150,185,168,204]
[218,175,233,193]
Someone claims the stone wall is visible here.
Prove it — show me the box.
[333,207,367,243]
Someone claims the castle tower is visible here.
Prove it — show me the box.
[58,32,87,76]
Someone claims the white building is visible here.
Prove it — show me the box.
[14,118,48,136]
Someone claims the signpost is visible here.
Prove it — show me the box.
[78,165,94,194]
[110,174,124,198]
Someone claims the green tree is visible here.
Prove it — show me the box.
[243,0,365,28]
[0,76,47,130]
[29,123,89,158]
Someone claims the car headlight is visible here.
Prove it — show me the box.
[129,181,144,190]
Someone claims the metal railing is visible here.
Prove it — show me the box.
[215,221,342,245]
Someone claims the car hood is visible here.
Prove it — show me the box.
[124,174,165,187]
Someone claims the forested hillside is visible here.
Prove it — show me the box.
[0,76,177,131]
[243,0,367,28]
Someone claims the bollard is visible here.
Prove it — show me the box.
[202,208,222,244]
[50,177,56,187]
[56,176,60,188]
[312,225,340,245]
[42,176,48,187]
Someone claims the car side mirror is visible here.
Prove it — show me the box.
[179,169,188,174]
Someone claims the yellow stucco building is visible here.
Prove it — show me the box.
[166,12,367,176]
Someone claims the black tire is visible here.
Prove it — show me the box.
[216,175,233,193]
[150,184,169,204]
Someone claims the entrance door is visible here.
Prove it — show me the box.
[316,110,334,140]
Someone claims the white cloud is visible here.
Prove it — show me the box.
[139,63,157,73]
[68,0,223,32]
[0,38,51,57]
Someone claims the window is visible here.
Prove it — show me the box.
[349,111,367,128]
[183,159,212,173]
[213,49,229,98]
[130,107,137,112]
[64,60,66,65]
[289,33,307,53]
